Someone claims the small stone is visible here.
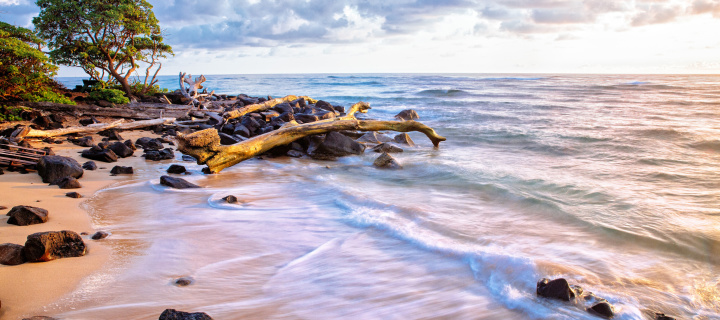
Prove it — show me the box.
[222,195,238,204]
[395,109,420,121]
[159,309,213,320]
[373,152,402,169]
[91,231,109,240]
[167,164,187,174]
[160,176,200,189]
[110,166,134,175]
[65,192,82,198]
[82,161,98,170]
[174,277,194,286]
[54,176,82,189]
[587,301,615,319]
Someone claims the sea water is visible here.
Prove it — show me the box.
[52,74,720,319]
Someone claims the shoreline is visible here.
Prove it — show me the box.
[0,130,164,319]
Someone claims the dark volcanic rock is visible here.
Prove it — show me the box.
[295,114,319,123]
[0,243,26,265]
[314,100,336,113]
[655,313,676,320]
[108,141,134,158]
[232,124,250,138]
[272,102,294,114]
[124,139,137,151]
[82,161,98,170]
[37,155,84,183]
[167,164,187,174]
[144,148,174,161]
[287,150,304,158]
[81,147,118,163]
[219,133,244,145]
[54,176,82,189]
[98,129,124,141]
[307,132,365,160]
[91,231,109,240]
[222,195,238,204]
[373,152,402,169]
[395,109,420,121]
[135,137,164,151]
[372,143,404,153]
[7,205,49,226]
[357,132,393,144]
[158,309,213,320]
[79,117,98,126]
[65,192,83,198]
[393,133,416,146]
[537,278,576,301]
[587,301,615,319]
[182,154,195,162]
[160,176,200,189]
[23,230,87,262]
[174,277,194,286]
[70,136,94,147]
[110,166,134,175]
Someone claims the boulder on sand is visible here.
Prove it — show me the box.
[110,166,134,175]
[81,146,118,163]
[160,176,200,189]
[37,156,83,183]
[6,205,49,226]
[54,176,82,189]
[0,243,26,265]
[23,230,87,262]
[108,141,134,158]
[82,161,98,170]
[158,309,213,320]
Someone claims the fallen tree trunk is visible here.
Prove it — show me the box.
[10,101,194,120]
[223,95,318,120]
[24,118,175,138]
[177,102,445,173]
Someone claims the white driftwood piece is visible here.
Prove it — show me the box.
[24,118,175,138]
[179,72,208,106]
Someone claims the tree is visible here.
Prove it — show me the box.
[0,21,74,104]
[33,0,173,99]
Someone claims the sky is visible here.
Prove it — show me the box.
[1,0,720,76]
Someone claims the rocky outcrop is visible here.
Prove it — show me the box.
[23,230,87,262]
[37,155,83,183]
[158,309,213,320]
[6,205,49,226]
[0,243,26,265]
[373,152,402,169]
[160,176,200,189]
[307,131,365,160]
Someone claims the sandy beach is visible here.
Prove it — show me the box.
[0,130,164,319]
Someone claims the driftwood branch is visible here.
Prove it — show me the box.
[24,118,175,138]
[223,95,318,120]
[179,72,207,105]
[177,102,445,173]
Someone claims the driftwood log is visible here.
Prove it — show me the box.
[177,102,446,173]
[23,118,175,138]
[223,95,317,120]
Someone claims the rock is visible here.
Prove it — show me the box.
[587,301,615,319]
[110,166,134,175]
[272,102,294,114]
[81,147,118,163]
[240,116,262,134]
[108,141,134,158]
[222,195,238,204]
[7,205,49,226]
[82,161,98,170]
[99,129,124,141]
[536,278,576,301]
[287,150,304,158]
[260,111,280,122]
[32,115,52,129]
[373,152,402,169]
[372,143,404,153]
[158,309,213,320]
[136,137,164,150]
[395,109,420,121]
[91,231,109,240]
[655,313,676,320]
[160,176,200,189]
[23,230,87,262]
[295,114,319,123]
[37,155,84,183]
[0,243,26,265]
[232,124,250,138]
[393,133,416,146]
[144,148,175,161]
[124,139,137,151]
[167,164,187,174]
[182,154,195,162]
[70,136,94,147]
[356,131,393,144]
[174,277,194,286]
[79,117,97,126]
[54,176,82,189]
[219,133,245,145]
[315,100,336,113]
[307,131,365,160]
[65,192,82,198]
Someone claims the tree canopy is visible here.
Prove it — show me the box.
[0,21,74,104]
[33,0,173,99]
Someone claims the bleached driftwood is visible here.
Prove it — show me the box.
[179,72,207,105]
[223,95,318,120]
[24,118,175,138]
[177,102,446,173]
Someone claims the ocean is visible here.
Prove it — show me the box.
[52,74,720,319]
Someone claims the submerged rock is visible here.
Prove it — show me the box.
[395,109,420,121]
[158,309,213,320]
[174,277,194,286]
[537,278,576,301]
[167,164,187,174]
[160,176,200,189]
[356,131,393,144]
[23,230,87,262]
[0,243,26,265]
[222,195,238,204]
[307,131,365,160]
[37,155,84,183]
[6,205,49,226]
[373,152,402,169]
[372,143,404,153]
[587,301,615,319]
[393,133,415,147]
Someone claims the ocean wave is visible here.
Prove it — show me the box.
[480,77,545,81]
[689,140,720,153]
[312,81,385,87]
[416,89,470,97]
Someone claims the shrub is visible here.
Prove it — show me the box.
[0,106,29,122]
[88,88,130,105]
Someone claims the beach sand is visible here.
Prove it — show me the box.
[0,130,165,319]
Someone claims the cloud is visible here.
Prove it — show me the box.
[0,0,39,27]
[690,0,720,16]
[631,3,684,26]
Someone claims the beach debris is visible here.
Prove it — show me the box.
[588,301,615,319]
[372,143,404,153]
[65,192,82,198]
[167,164,187,174]
[374,152,402,169]
[6,205,49,226]
[37,155,84,183]
[159,308,213,320]
[144,148,174,161]
[357,131,393,144]
[54,176,82,189]
[223,95,317,121]
[393,133,415,146]
[91,231,109,240]
[23,230,87,262]
[537,278,577,301]
[81,145,119,163]
[110,165,134,175]
[0,243,26,265]
[174,277,194,286]
[82,161,97,170]
[108,141,134,158]
[0,143,49,167]
[222,195,238,204]
[179,73,209,106]
[160,175,200,189]
[395,109,420,121]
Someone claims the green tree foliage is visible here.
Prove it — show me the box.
[88,88,130,105]
[33,0,173,98]
[0,21,75,104]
